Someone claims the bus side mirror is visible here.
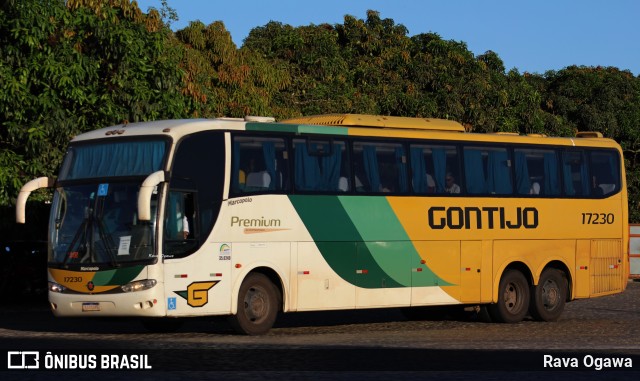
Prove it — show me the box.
[138,171,166,221]
[16,177,55,224]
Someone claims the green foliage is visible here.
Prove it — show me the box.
[0,0,186,207]
[541,66,640,221]
[244,20,349,116]
[2,4,640,223]
[176,20,291,118]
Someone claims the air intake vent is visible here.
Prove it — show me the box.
[590,239,624,295]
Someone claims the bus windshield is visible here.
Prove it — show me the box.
[49,182,158,266]
[59,139,166,181]
[47,138,168,267]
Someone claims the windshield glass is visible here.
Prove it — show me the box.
[48,182,158,266]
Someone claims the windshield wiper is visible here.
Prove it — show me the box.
[63,216,89,267]
[62,208,119,268]
[95,217,120,268]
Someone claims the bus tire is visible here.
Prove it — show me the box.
[228,273,279,335]
[530,268,567,322]
[488,269,530,323]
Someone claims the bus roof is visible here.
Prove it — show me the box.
[280,114,466,133]
[69,115,620,151]
[70,118,248,142]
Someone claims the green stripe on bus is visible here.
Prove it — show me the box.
[338,196,447,287]
[91,270,117,286]
[315,241,358,285]
[289,195,361,241]
[108,265,145,285]
[289,195,449,288]
[246,122,300,133]
[91,265,145,286]
[297,125,349,135]
[289,195,403,288]
[338,197,410,286]
[246,122,349,135]
[337,197,406,241]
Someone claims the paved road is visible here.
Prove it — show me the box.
[1,281,639,379]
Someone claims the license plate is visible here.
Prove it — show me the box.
[82,302,100,312]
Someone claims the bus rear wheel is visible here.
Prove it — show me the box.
[488,269,530,323]
[228,273,280,335]
[141,318,183,333]
[530,268,567,322]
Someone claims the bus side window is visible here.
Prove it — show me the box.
[562,151,589,196]
[514,149,533,195]
[165,191,195,241]
[514,148,561,196]
[352,141,407,194]
[293,139,348,192]
[590,150,620,196]
[410,143,458,194]
[165,131,224,258]
[232,136,289,194]
[464,147,512,195]
[163,190,199,258]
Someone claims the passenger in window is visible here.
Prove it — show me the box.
[445,173,460,194]
[238,169,246,187]
[600,184,615,195]
[426,174,436,193]
[182,216,190,239]
[181,201,193,240]
[529,182,541,195]
[592,175,615,195]
[381,178,394,193]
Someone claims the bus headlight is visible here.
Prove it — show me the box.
[121,279,157,293]
[49,281,66,293]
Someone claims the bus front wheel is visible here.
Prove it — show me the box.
[228,273,280,335]
[530,268,567,322]
[488,269,530,323]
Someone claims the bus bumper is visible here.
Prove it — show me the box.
[48,289,165,317]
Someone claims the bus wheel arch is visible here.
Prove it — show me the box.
[530,264,569,322]
[489,263,532,323]
[228,268,283,335]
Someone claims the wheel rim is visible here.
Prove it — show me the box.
[503,281,524,313]
[541,278,560,311]
[243,285,270,323]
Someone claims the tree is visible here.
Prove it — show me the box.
[177,20,291,118]
[244,20,351,116]
[3,5,640,223]
[334,11,413,115]
[0,0,187,207]
[542,66,640,220]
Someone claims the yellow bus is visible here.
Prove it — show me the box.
[16,114,628,334]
